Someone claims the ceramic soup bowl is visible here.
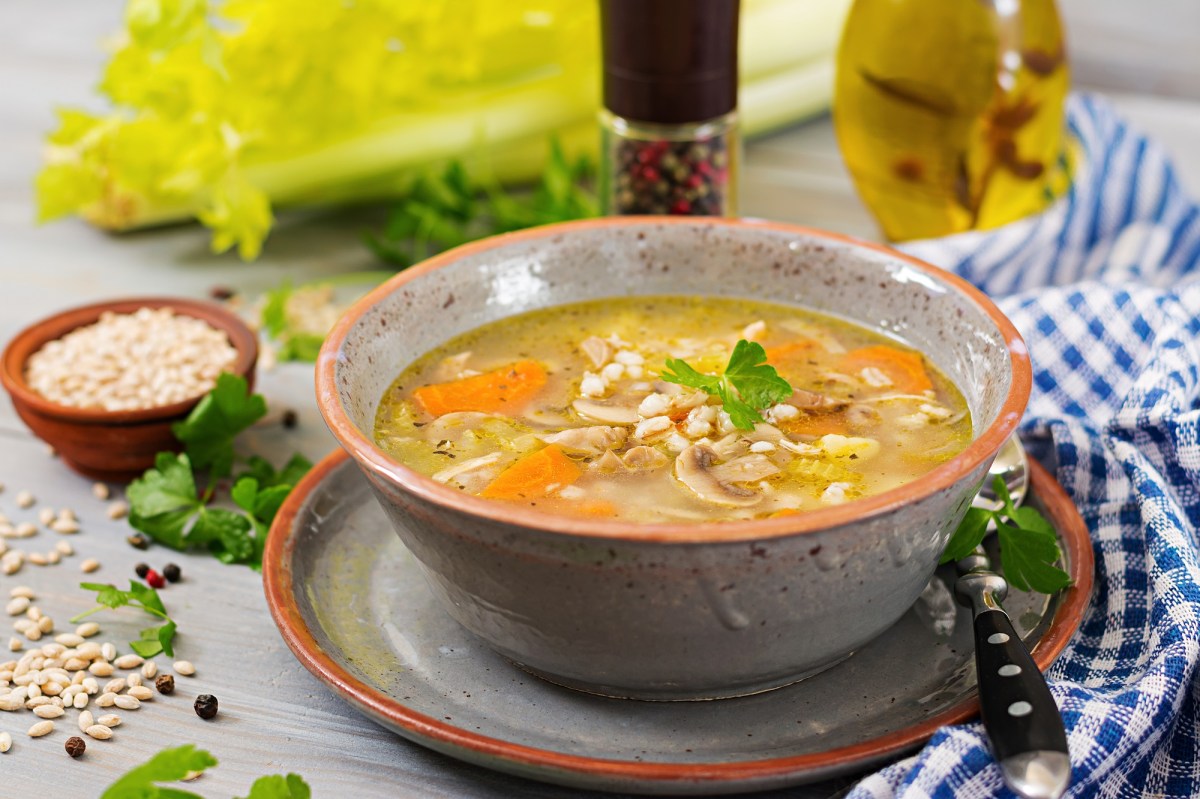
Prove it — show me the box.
[316,217,1030,701]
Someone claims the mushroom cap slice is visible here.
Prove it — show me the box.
[572,398,639,425]
[673,445,762,508]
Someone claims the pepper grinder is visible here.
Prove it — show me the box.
[599,0,741,217]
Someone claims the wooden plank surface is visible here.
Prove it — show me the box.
[0,1,1197,796]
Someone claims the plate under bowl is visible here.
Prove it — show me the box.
[264,449,1092,796]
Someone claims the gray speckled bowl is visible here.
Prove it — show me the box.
[316,217,1030,701]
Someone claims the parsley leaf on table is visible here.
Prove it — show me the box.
[126,376,310,569]
[72,580,177,658]
[241,774,313,799]
[172,373,267,477]
[365,138,596,268]
[100,745,217,799]
[660,340,793,430]
[939,475,1072,594]
[99,744,311,799]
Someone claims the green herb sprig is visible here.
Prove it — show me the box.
[660,340,793,430]
[126,373,311,569]
[72,580,177,658]
[941,475,1072,594]
[365,139,597,268]
[100,744,310,799]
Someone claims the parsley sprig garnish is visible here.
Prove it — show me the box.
[126,373,311,569]
[660,340,793,430]
[941,475,1072,594]
[71,580,177,658]
[100,744,310,799]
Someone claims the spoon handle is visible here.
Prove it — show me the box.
[973,608,1071,798]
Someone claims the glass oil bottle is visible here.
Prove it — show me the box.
[834,0,1071,241]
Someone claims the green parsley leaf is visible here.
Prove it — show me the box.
[100,744,313,799]
[939,506,992,564]
[261,280,293,339]
[127,452,202,518]
[239,453,313,489]
[940,475,1072,594]
[71,581,177,658]
[130,620,177,658]
[100,744,217,799]
[241,774,313,799]
[171,373,267,477]
[661,340,793,431]
[366,138,596,268]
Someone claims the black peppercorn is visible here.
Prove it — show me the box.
[209,285,236,301]
[127,533,150,550]
[281,409,299,429]
[163,563,182,583]
[65,736,86,758]
[194,694,218,719]
[134,563,150,579]
[155,674,175,695]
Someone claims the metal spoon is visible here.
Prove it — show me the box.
[956,436,1071,799]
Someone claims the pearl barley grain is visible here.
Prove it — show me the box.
[24,307,238,411]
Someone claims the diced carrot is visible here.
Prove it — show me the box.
[413,360,547,416]
[480,445,582,501]
[572,499,619,517]
[780,410,849,437]
[839,345,932,394]
[763,340,817,376]
[768,508,801,518]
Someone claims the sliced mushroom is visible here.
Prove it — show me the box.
[580,337,614,368]
[673,445,761,508]
[709,454,780,485]
[572,397,640,425]
[540,426,628,456]
[785,388,847,411]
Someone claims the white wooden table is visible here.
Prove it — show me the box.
[1,2,1197,797]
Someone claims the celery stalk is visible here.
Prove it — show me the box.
[37,0,850,260]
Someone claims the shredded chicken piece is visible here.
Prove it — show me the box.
[432,351,474,382]
[785,388,846,411]
[431,453,503,485]
[424,412,497,442]
[623,446,670,470]
[590,446,669,474]
[709,454,780,484]
[580,337,614,369]
[540,426,628,456]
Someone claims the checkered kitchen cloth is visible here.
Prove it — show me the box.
[848,94,1200,798]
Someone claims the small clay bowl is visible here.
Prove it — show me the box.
[1,297,257,482]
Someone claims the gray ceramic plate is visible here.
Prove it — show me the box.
[264,450,1092,796]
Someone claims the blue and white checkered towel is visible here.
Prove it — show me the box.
[850,94,1200,798]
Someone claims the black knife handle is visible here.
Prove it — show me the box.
[974,609,1068,761]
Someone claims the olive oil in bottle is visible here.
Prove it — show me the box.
[833,0,1071,241]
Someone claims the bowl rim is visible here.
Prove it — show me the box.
[316,217,1032,544]
[0,296,258,425]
